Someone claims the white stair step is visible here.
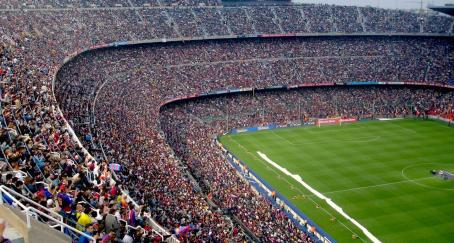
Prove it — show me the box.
[3,221,25,243]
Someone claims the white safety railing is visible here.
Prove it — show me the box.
[121,190,177,241]
[0,185,63,224]
[0,185,31,229]
[0,185,95,242]
[1,170,28,179]
[118,218,152,236]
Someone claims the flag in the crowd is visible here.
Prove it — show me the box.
[109,163,121,171]
[175,225,191,236]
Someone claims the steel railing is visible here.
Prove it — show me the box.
[0,185,95,241]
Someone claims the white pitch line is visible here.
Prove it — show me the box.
[257,151,382,243]
[226,137,363,239]
[320,176,435,195]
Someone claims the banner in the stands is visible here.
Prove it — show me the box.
[346,81,379,85]
[231,124,278,134]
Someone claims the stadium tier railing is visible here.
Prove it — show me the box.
[0,185,95,242]
[0,185,63,223]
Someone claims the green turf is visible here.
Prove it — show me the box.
[219,119,454,243]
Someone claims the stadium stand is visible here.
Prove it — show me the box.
[160,87,454,132]
[0,0,453,242]
[53,36,453,241]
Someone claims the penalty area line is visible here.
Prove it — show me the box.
[257,151,382,243]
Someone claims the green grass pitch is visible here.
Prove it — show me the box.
[219,119,454,242]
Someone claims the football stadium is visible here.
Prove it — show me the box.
[0,0,453,242]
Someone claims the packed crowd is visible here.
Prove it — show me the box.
[52,35,454,242]
[0,41,167,242]
[55,66,314,243]
[56,36,454,95]
[160,87,454,133]
[0,0,453,242]
[0,0,221,8]
[0,4,452,40]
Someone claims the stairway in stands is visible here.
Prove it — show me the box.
[0,204,71,243]
[2,217,24,243]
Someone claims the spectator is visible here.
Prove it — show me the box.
[77,223,95,243]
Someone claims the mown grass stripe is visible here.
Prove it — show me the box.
[219,119,454,242]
